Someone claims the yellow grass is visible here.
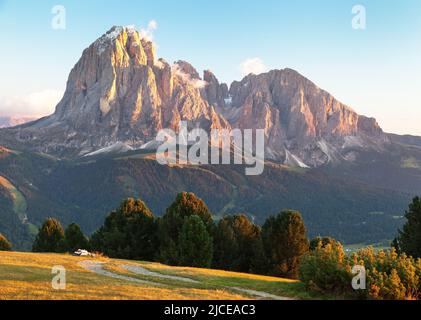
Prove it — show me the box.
[0,252,255,300]
[133,261,297,283]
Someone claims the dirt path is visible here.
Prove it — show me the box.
[228,287,294,300]
[122,264,199,283]
[122,263,293,300]
[78,260,163,286]
[80,260,294,300]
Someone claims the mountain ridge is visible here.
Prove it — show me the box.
[0,26,391,167]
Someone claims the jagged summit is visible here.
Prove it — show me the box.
[0,26,388,166]
[94,25,155,55]
[224,68,386,165]
[2,26,229,156]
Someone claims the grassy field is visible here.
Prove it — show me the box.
[344,242,391,254]
[0,251,327,300]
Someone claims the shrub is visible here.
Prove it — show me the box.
[0,233,12,251]
[352,247,421,299]
[299,241,353,295]
[300,243,421,300]
[309,236,338,250]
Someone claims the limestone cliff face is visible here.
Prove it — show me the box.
[203,70,229,111]
[6,26,230,155]
[0,26,388,165]
[224,69,386,166]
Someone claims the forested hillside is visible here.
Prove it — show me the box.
[0,148,412,250]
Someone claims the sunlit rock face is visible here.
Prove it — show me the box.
[224,69,386,166]
[0,26,388,165]
[2,26,230,156]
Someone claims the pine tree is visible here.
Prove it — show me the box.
[90,198,158,260]
[212,218,238,270]
[32,218,65,253]
[159,192,214,265]
[393,196,421,258]
[262,210,309,278]
[0,233,12,251]
[178,215,213,267]
[64,223,89,252]
[212,214,265,273]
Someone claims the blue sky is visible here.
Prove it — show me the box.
[0,0,420,135]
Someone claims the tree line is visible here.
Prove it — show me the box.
[23,192,309,278]
[90,192,310,278]
[1,193,421,287]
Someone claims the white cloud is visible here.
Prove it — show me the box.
[139,20,158,42]
[239,57,267,76]
[172,64,208,89]
[0,89,64,117]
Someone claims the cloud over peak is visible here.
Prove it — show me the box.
[139,20,158,42]
[239,57,267,76]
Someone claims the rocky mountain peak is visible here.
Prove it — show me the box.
[1,26,230,156]
[92,26,157,67]
[224,68,387,166]
[203,70,229,110]
[0,26,389,166]
[174,60,201,79]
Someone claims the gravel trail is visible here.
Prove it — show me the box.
[79,260,163,286]
[122,264,199,283]
[79,260,295,300]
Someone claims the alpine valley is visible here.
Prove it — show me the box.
[1,26,421,250]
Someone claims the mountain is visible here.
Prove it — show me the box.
[0,26,387,167]
[0,146,412,250]
[0,26,230,157]
[0,116,39,129]
[387,133,421,148]
[223,69,386,167]
[1,26,421,250]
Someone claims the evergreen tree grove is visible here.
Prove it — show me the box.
[178,215,213,268]
[262,210,309,278]
[212,217,238,270]
[159,192,214,265]
[64,223,89,252]
[32,218,65,253]
[90,198,158,260]
[212,214,265,274]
